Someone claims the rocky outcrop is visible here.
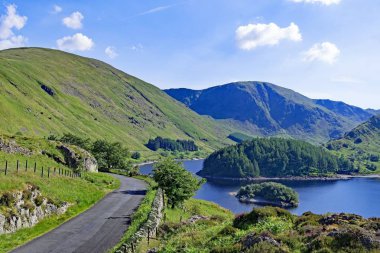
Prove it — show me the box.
[58,144,98,172]
[116,189,164,253]
[241,232,281,249]
[0,138,32,155]
[0,185,69,234]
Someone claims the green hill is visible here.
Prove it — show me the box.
[0,48,233,156]
[165,82,376,143]
[326,115,380,173]
[199,138,355,179]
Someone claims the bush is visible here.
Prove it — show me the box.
[233,207,293,229]
[131,152,141,160]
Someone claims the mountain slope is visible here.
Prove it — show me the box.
[0,47,233,154]
[165,82,374,143]
[326,115,380,172]
[314,99,375,123]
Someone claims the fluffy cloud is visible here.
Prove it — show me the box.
[303,42,340,64]
[62,11,83,29]
[56,33,94,51]
[0,4,27,40]
[236,22,302,50]
[52,5,62,14]
[0,4,27,50]
[105,46,117,59]
[290,0,341,5]
[0,35,27,50]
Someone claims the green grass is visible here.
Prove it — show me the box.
[0,47,236,158]
[0,171,119,253]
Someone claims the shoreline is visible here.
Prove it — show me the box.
[200,174,380,182]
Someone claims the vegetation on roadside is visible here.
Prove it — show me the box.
[146,203,380,253]
[50,133,131,172]
[0,171,119,253]
[236,182,299,208]
[153,158,205,208]
[200,138,356,178]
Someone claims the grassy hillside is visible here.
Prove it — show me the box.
[0,48,233,157]
[327,115,380,173]
[165,82,373,143]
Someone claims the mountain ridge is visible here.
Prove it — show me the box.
[165,81,377,143]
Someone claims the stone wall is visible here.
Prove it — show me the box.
[116,189,164,253]
[0,185,69,234]
[58,144,98,172]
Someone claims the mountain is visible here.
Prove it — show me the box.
[165,82,375,143]
[0,47,234,154]
[326,115,380,172]
[314,99,376,123]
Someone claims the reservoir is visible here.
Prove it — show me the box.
[140,159,380,217]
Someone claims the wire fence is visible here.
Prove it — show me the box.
[0,159,81,178]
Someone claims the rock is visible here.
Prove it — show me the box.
[0,138,32,155]
[320,213,364,226]
[186,215,209,224]
[58,144,98,172]
[328,226,380,250]
[241,232,281,249]
[0,185,69,235]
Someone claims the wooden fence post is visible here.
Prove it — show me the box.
[16,160,19,173]
[5,160,7,175]
[148,227,150,245]
[25,160,28,172]
[54,167,56,175]
[48,168,50,178]
[41,167,44,177]
[34,162,37,173]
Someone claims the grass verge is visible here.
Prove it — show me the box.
[0,171,119,253]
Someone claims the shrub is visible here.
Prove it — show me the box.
[233,207,293,229]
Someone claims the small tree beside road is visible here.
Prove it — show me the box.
[153,158,205,208]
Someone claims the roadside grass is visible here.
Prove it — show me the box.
[110,174,157,252]
[137,198,234,253]
[0,171,119,253]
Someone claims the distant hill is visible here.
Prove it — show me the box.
[0,48,234,154]
[165,82,376,143]
[327,115,380,173]
[314,99,376,123]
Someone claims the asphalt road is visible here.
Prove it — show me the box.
[11,174,148,253]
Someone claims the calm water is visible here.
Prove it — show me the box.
[140,160,380,218]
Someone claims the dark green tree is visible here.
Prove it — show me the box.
[92,140,130,172]
[153,158,204,208]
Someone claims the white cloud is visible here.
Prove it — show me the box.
[56,33,94,52]
[303,42,340,64]
[0,35,27,50]
[52,5,62,14]
[62,11,83,29]
[105,46,117,59]
[236,22,302,50]
[0,4,27,40]
[0,4,27,50]
[290,0,341,5]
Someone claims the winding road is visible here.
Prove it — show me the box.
[11,174,148,253]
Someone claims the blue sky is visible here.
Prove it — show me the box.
[2,0,380,108]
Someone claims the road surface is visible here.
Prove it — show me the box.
[11,174,148,253]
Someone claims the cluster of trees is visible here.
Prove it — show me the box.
[237,182,299,207]
[146,137,198,152]
[200,138,356,178]
[49,133,132,172]
[153,158,204,208]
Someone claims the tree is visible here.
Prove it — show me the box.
[92,140,130,172]
[153,158,204,208]
[131,152,141,160]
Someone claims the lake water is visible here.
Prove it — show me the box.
[140,159,380,218]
